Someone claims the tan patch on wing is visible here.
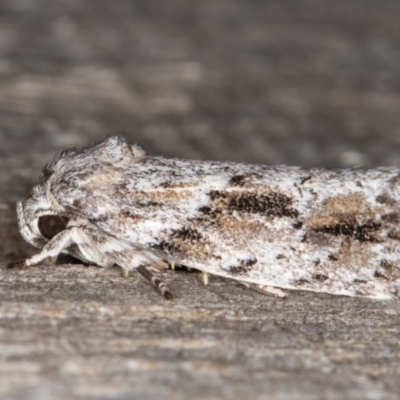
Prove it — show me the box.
[335,237,374,269]
[139,189,195,202]
[307,194,368,227]
[212,214,273,238]
[303,194,400,284]
[324,193,366,213]
[84,169,124,188]
[305,194,384,242]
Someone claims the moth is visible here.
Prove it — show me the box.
[6,136,400,300]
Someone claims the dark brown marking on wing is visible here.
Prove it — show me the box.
[198,206,212,214]
[136,200,162,208]
[119,210,142,222]
[229,175,247,186]
[152,241,182,255]
[226,257,257,276]
[380,260,393,270]
[312,273,329,282]
[73,198,83,208]
[373,260,400,281]
[354,278,367,284]
[197,206,220,221]
[376,193,397,206]
[382,213,400,224]
[312,219,381,242]
[387,229,400,240]
[292,221,303,229]
[208,190,299,218]
[158,181,193,189]
[295,278,310,285]
[228,265,251,276]
[299,176,312,185]
[374,270,389,280]
[171,227,202,242]
[244,257,257,266]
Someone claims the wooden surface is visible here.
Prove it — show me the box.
[1,0,400,399]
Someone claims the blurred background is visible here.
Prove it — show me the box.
[1,0,400,179]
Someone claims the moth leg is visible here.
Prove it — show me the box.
[239,281,288,298]
[137,265,173,300]
[202,271,209,285]
[7,228,76,269]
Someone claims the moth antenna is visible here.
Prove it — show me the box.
[137,265,173,300]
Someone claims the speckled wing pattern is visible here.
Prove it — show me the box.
[14,137,400,299]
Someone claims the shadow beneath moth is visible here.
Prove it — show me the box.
[6,136,400,300]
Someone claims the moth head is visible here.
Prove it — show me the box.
[17,182,80,248]
[17,135,146,249]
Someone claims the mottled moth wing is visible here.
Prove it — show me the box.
[14,136,400,299]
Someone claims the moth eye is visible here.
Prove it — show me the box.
[38,215,69,239]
